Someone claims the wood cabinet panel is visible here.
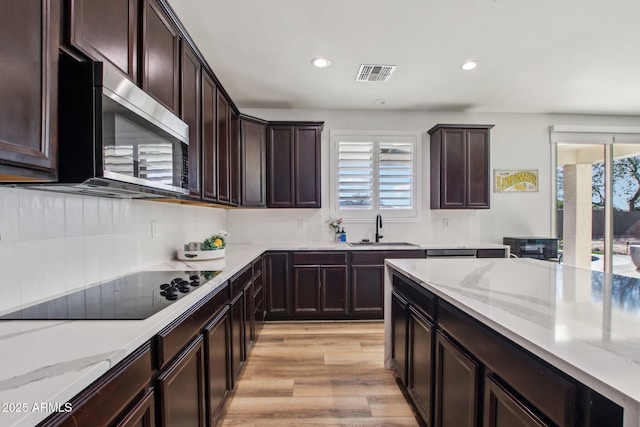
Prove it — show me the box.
[69,0,137,80]
[321,265,348,314]
[477,248,508,258]
[267,122,323,208]
[204,306,231,426]
[181,40,201,198]
[201,72,217,201]
[351,265,384,316]
[434,331,479,427]
[40,343,152,427]
[429,124,493,209]
[240,118,267,207]
[268,126,295,207]
[391,291,409,386]
[467,128,490,208]
[157,336,206,427]
[230,110,240,205]
[292,266,321,314]
[409,307,435,427]
[264,253,290,317]
[142,0,179,113]
[483,375,549,427]
[0,0,59,178]
[217,92,230,203]
[294,126,321,207]
[292,251,348,265]
[230,291,244,384]
[115,387,155,427]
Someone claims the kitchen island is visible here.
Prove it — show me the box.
[384,257,640,426]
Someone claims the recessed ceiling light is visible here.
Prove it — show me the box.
[311,57,331,68]
[461,60,478,71]
[374,99,389,105]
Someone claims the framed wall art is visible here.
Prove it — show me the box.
[494,169,538,192]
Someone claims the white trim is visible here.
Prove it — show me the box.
[330,129,422,221]
[549,125,640,144]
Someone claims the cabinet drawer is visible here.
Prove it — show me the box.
[351,250,425,265]
[392,272,436,321]
[156,284,229,368]
[438,301,575,427]
[292,251,347,265]
[252,256,263,277]
[231,265,252,297]
[42,344,152,427]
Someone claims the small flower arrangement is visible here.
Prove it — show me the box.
[326,217,343,233]
[202,230,230,250]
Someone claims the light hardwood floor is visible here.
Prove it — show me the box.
[220,322,419,427]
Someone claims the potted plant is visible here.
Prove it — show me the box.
[177,230,230,260]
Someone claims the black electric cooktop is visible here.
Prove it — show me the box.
[0,270,221,320]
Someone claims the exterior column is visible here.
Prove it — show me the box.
[563,164,592,269]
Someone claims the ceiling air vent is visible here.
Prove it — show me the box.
[356,64,396,82]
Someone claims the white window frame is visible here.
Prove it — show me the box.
[330,129,422,221]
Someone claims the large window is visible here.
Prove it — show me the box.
[331,131,420,219]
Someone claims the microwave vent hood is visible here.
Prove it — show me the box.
[13,54,190,199]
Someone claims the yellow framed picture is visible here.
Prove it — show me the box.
[494,169,538,192]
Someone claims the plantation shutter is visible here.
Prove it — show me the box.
[338,141,374,209]
[379,142,414,209]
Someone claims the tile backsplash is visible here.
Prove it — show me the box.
[0,187,226,312]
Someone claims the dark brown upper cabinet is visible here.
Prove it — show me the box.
[0,0,59,181]
[201,71,218,202]
[216,92,231,204]
[240,116,267,207]
[429,124,493,209]
[68,0,138,81]
[181,40,201,198]
[267,122,323,208]
[230,111,240,206]
[142,0,179,113]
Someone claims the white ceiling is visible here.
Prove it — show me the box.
[167,0,640,115]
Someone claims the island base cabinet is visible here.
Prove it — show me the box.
[434,331,479,427]
[115,388,155,427]
[391,291,409,386]
[483,375,549,427]
[408,307,435,427]
[157,336,206,427]
[204,306,231,426]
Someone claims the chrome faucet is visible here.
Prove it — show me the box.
[375,214,383,242]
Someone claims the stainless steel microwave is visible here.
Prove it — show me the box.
[39,53,189,198]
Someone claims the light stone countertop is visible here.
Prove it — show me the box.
[0,241,504,426]
[383,257,640,427]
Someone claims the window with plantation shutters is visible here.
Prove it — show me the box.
[333,132,420,219]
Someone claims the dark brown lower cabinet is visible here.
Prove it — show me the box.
[264,252,290,318]
[408,306,434,426]
[230,291,244,385]
[253,281,265,339]
[204,306,231,426]
[483,375,549,427]
[38,344,152,427]
[434,331,479,427]
[292,265,348,315]
[157,336,206,427]
[391,290,409,386]
[351,265,385,317]
[115,387,155,427]
[243,280,254,358]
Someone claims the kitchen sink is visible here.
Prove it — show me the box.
[347,241,419,247]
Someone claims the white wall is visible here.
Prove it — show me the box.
[0,187,226,312]
[229,108,640,244]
